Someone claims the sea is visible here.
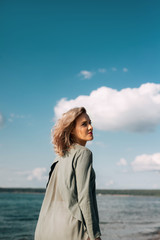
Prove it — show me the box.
[0,192,160,240]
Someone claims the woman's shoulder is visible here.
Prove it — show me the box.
[60,144,92,161]
[58,144,93,169]
[71,143,92,155]
[54,144,92,160]
[72,144,93,169]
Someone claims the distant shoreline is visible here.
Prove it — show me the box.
[0,188,160,196]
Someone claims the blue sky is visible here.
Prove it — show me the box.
[0,0,160,189]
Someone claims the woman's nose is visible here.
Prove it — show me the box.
[88,124,93,130]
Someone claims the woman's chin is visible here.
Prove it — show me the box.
[88,136,93,141]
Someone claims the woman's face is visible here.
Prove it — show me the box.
[71,113,93,146]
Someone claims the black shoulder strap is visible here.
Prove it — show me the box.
[46,161,59,189]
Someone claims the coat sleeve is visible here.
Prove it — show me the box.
[74,148,101,240]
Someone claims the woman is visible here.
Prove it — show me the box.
[34,107,102,240]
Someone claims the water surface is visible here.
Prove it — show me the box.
[0,192,160,240]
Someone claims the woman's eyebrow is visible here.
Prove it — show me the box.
[81,120,89,125]
[82,120,87,124]
[81,119,91,124]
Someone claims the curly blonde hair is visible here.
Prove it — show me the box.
[51,107,86,156]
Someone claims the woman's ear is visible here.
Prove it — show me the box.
[71,128,75,134]
[70,130,76,142]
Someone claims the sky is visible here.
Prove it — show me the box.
[0,0,160,189]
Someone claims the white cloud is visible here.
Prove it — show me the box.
[131,153,160,171]
[10,113,15,118]
[17,168,47,181]
[8,113,26,122]
[98,68,106,73]
[8,118,13,122]
[152,184,159,189]
[79,70,94,79]
[27,168,47,181]
[123,67,128,72]
[0,113,5,128]
[117,158,127,166]
[105,180,114,187]
[54,83,160,132]
[112,67,117,71]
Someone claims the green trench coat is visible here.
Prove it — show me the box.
[34,144,101,240]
